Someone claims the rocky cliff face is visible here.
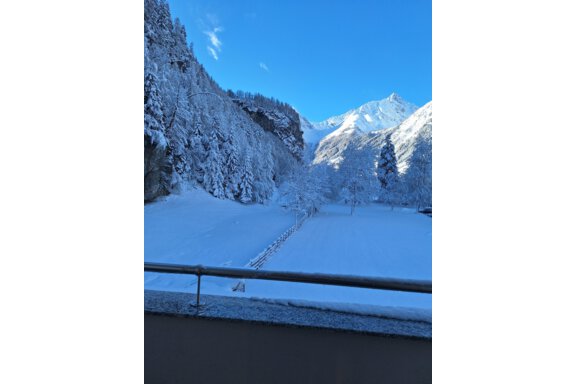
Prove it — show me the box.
[232,96,304,160]
[144,134,170,202]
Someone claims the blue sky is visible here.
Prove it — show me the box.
[167,0,431,121]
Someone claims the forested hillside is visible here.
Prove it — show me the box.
[144,0,302,203]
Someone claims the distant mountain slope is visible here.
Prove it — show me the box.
[312,125,364,166]
[308,93,418,168]
[361,101,432,175]
[315,102,432,207]
[302,93,418,145]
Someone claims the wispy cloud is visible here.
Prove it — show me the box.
[259,62,269,72]
[203,26,223,60]
[205,27,223,50]
[207,46,219,60]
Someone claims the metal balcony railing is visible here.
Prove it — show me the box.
[145,262,432,307]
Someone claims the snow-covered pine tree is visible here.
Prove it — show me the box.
[144,71,166,146]
[377,135,399,208]
[145,0,173,55]
[171,18,193,72]
[188,120,206,184]
[251,140,274,203]
[239,155,254,203]
[166,81,195,188]
[144,70,172,202]
[403,138,432,209]
[202,131,225,198]
[222,135,241,199]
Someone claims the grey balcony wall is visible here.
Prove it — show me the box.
[145,313,431,384]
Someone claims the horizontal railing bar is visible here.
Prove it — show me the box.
[144,262,432,294]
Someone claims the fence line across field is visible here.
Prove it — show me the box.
[144,262,432,307]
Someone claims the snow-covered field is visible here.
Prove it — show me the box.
[145,189,296,290]
[241,204,431,313]
[145,189,431,319]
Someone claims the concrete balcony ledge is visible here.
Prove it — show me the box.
[145,289,431,340]
[146,290,431,383]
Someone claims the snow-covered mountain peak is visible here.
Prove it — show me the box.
[386,92,402,102]
[312,100,431,175]
[302,93,418,144]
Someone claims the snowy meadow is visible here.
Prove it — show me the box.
[145,189,431,320]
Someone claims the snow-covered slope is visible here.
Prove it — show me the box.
[312,125,364,166]
[303,93,418,145]
[309,93,418,167]
[300,115,319,143]
[313,102,432,206]
[362,101,432,175]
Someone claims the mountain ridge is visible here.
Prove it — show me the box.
[302,93,419,144]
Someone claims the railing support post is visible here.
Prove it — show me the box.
[196,272,201,307]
